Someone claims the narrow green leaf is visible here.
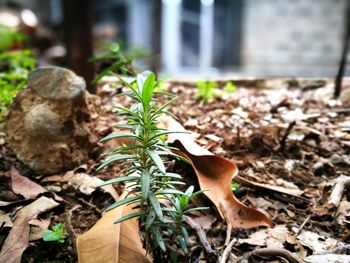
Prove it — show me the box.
[185,186,194,197]
[141,72,155,111]
[152,96,178,115]
[141,171,150,199]
[148,131,189,142]
[149,192,163,221]
[156,189,185,196]
[145,211,155,230]
[91,64,115,84]
[176,236,188,254]
[118,76,142,101]
[96,154,135,172]
[156,173,182,179]
[114,124,136,130]
[146,149,166,174]
[114,212,142,224]
[97,175,139,187]
[180,226,189,242]
[188,189,208,200]
[99,133,141,143]
[107,196,141,211]
[184,207,210,214]
[153,226,166,252]
[112,105,144,122]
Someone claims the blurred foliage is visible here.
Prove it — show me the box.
[195,80,218,104]
[223,81,237,94]
[42,223,68,243]
[91,41,148,84]
[0,25,36,122]
[0,24,26,52]
[231,182,240,192]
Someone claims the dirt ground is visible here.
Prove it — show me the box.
[1,78,350,262]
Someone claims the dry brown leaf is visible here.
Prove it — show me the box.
[0,197,59,263]
[77,194,151,263]
[7,166,47,200]
[237,225,296,248]
[0,211,13,228]
[62,171,119,201]
[161,116,273,229]
[29,218,51,241]
[0,218,29,263]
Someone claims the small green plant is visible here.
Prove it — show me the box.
[223,81,237,94]
[42,223,68,243]
[91,42,148,84]
[195,80,218,104]
[98,71,208,261]
[0,25,26,52]
[231,182,240,192]
[0,25,35,122]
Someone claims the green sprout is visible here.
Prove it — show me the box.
[195,80,218,104]
[91,41,148,84]
[223,81,237,94]
[42,223,68,243]
[98,71,208,261]
[231,182,240,192]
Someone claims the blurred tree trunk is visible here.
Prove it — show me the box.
[63,0,95,94]
[334,0,350,99]
[151,0,161,74]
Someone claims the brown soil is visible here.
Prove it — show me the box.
[1,79,349,262]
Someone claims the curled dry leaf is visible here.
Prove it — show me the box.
[160,115,273,229]
[62,171,119,201]
[0,197,59,263]
[77,194,151,263]
[29,217,51,241]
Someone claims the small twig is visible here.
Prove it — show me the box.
[78,198,102,216]
[327,175,350,210]
[279,121,296,153]
[64,205,80,255]
[334,0,350,98]
[236,248,305,263]
[295,215,310,236]
[184,216,216,255]
[224,224,232,246]
[219,237,237,263]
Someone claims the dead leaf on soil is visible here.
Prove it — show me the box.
[7,166,47,200]
[61,171,119,201]
[77,193,150,263]
[0,211,13,228]
[306,254,350,263]
[0,197,59,263]
[296,230,347,254]
[237,225,297,248]
[29,217,51,241]
[160,116,273,229]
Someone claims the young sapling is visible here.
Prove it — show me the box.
[97,71,208,261]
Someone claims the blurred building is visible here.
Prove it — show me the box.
[0,0,348,77]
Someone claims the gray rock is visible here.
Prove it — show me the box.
[5,66,100,174]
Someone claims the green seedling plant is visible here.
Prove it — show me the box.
[195,80,218,104]
[97,71,208,261]
[231,182,240,192]
[91,42,148,84]
[42,223,68,243]
[223,81,237,95]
